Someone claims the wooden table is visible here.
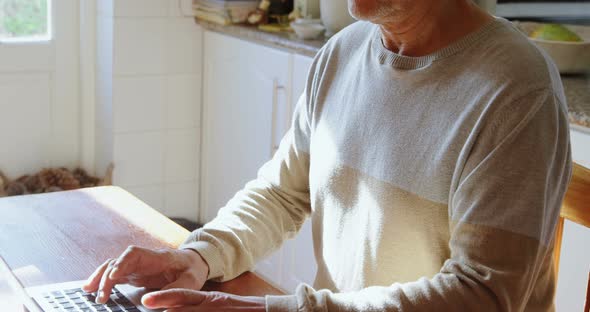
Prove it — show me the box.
[0,186,283,310]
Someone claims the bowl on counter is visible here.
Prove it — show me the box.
[291,18,325,40]
[515,21,590,74]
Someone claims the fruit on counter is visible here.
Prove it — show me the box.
[530,24,583,42]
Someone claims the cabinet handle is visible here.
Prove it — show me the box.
[272,79,286,158]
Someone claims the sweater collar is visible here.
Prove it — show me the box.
[372,17,506,70]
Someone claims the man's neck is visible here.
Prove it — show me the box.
[378,1,494,57]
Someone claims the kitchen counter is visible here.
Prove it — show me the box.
[196,20,327,58]
[196,20,590,130]
[563,75,590,129]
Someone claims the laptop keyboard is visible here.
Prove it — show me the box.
[39,287,140,312]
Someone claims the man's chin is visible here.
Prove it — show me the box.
[348,4,389,23]
[348,4,369,21]
[348,8,375,22]
[348,0,405,23]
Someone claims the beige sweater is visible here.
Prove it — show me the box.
[182,18,572,311]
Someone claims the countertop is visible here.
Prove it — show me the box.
[563,75,590,130]
[196,20,590,130]
[196,20,327,58]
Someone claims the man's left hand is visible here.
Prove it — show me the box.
[141,289,266,312]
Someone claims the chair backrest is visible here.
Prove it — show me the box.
[553,162,590,312]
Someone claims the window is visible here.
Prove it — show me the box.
[497,0,590,24]
[0,0,51,42]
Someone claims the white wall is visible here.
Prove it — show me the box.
[95,0,203,221]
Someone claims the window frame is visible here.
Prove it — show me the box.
[0,0,53,44]
[496,1,590,24]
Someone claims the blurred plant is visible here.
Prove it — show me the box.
[0,0,48,38]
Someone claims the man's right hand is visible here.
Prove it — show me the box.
[82,246,209,304]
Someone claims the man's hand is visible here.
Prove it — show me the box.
[82,246,209,304]
[141,289,266,312]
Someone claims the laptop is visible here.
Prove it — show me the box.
[0,256,160,312]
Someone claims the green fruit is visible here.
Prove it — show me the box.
[530,24,583,42]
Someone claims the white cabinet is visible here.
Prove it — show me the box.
[200,31,290,222]
[200,31,290,287]
[555,126,590,312]
[200,32,317,291]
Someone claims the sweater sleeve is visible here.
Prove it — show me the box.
[266,89,572,311]
[180,91,313,281]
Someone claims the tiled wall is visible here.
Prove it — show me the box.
[96,0,202,220]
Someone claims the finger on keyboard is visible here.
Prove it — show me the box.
[97,259,118,304]
[83,258,112,292]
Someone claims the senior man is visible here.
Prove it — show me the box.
[84,0,572,311]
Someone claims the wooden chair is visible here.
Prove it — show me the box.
[553,162,590,312]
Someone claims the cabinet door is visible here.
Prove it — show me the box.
[200,31,290,286]
[281,54,318,292]
[555,127,590,311]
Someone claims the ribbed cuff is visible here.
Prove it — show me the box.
[266,295,299,312]
[180,240,224,280]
